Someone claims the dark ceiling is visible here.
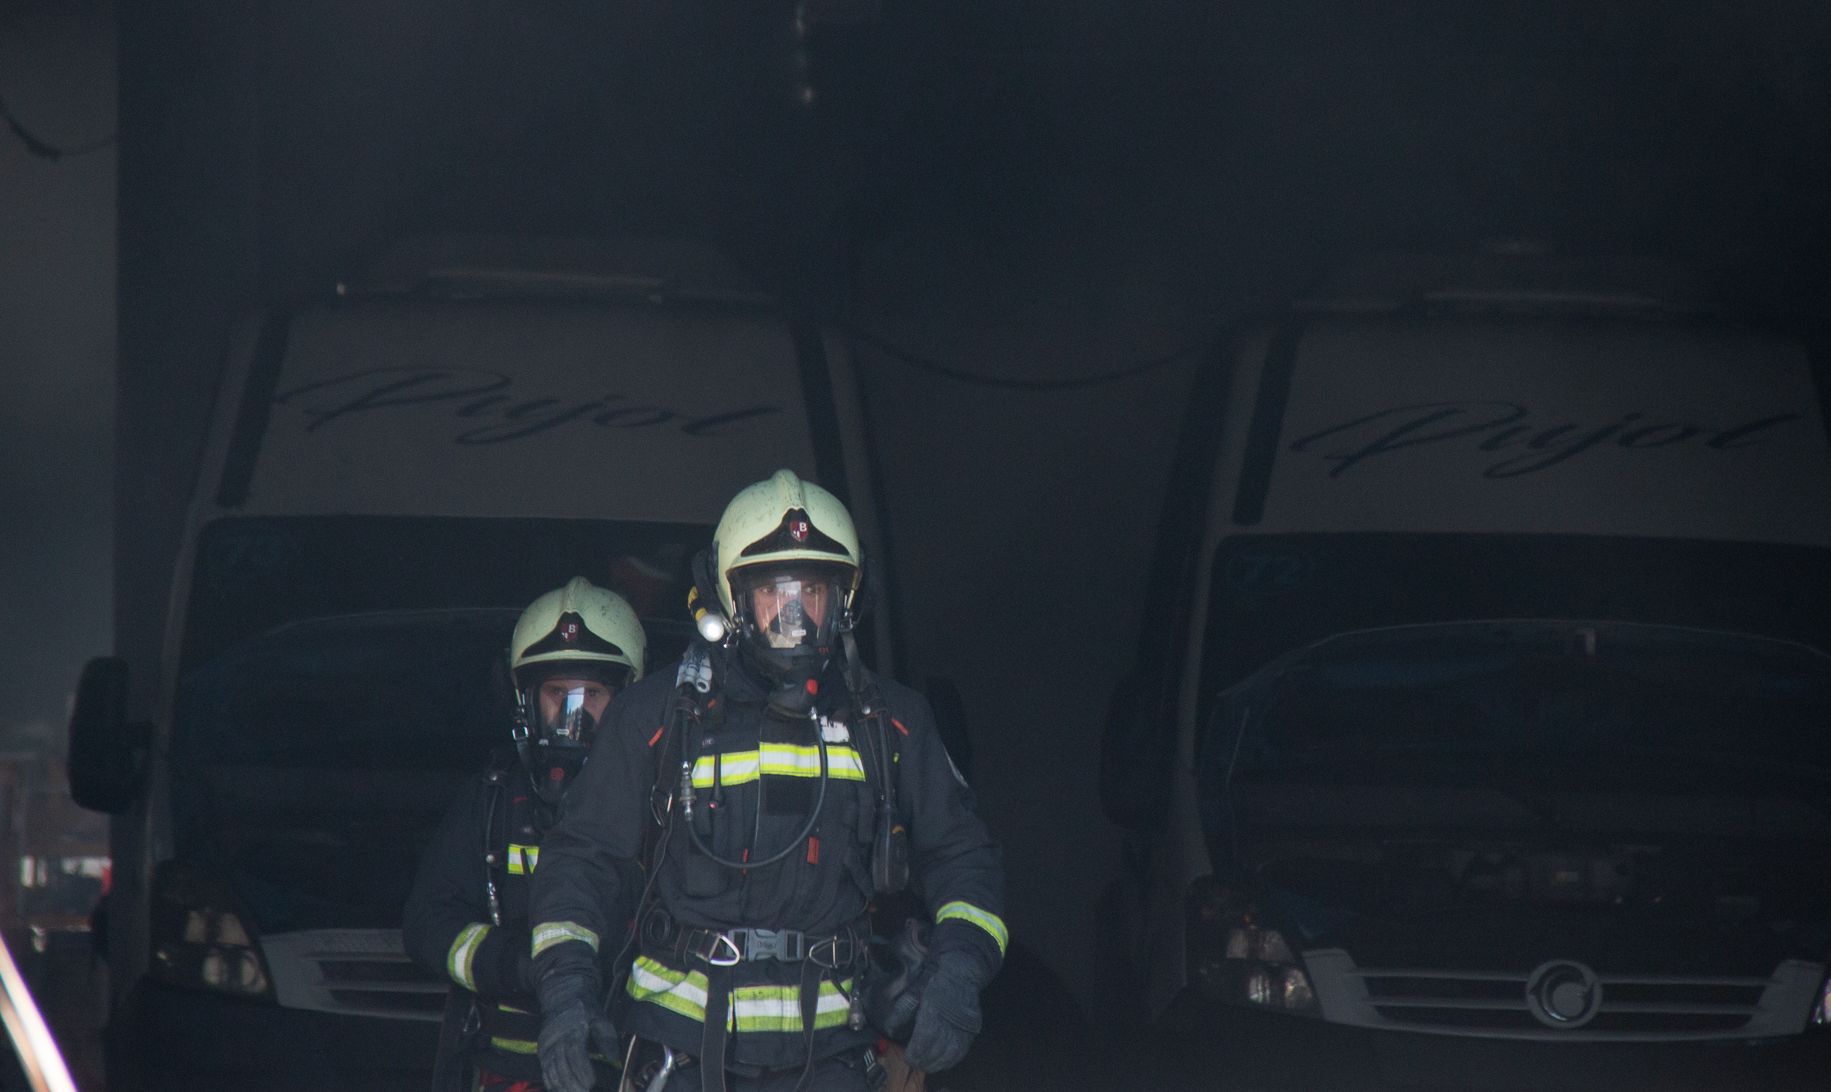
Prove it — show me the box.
[126,1,1831,314]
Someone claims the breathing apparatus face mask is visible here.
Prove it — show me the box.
[751,575,835,649]
[516,670,619,803]
[540,683,599,746]
[731,566,853,717]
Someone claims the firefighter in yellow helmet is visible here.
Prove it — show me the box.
[405,577,647,1091]
[530,470,1007,1092]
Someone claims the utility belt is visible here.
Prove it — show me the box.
[636,908,875,1092]
[640,907,869,972]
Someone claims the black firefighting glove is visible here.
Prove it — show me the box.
[536,969,619,1092]
[902,949,989,1074]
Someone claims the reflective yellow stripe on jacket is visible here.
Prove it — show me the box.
[446,923,490,990]
[532,921,600,957]
[936,900,1009,957]
[624,955,855,1033]
[485,1003,541,1057]
[506,843,540,875]
[689,743,867,788]
[489,1036,539,1055]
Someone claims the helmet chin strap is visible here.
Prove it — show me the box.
[511,706,537,784]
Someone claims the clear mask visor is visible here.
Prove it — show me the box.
[742,571,843,650]
[528,678,610,748]
[549,686,594,744]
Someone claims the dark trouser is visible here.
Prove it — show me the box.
[620,1040,880,1092]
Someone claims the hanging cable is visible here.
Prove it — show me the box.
[679,714,831,871]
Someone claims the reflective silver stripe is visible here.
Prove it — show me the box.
[532,921,599,956]
[731,980,854,1033]
[935,901,1008,956]
[447,923,490,990]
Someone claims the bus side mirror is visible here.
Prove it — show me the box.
[68,656,150,814]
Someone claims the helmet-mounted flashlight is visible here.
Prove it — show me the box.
[697,612,729,644]
[688,584,730,644]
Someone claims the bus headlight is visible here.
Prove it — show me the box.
[150,861,274,1001]
[1187,877,1319,1015]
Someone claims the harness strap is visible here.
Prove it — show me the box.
[641,908,869,970]
[842,643,908,895]
[481,764,510,927]
[678,951,835,1092]
[699,964,731,1092]
[792,959,821,1092]
[623,678,702,1010]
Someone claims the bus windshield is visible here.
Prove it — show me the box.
[1216,620,1831,780]
[1197,532,1831,729]
[162,514,705,931]
[179,514,705,674]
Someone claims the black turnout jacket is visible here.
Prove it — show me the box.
[404,751,558,1085]
[530,644,1007,1072]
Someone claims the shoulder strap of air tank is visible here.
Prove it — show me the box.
[838,635,888,799]
[481,753,516,927]
[643,645,715,869]
[842,632,909,894]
